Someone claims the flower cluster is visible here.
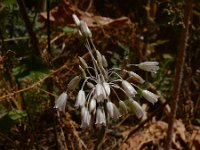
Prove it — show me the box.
[54,14,159,128]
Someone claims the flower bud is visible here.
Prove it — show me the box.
[89,98,96,112]
[96,50,103,68]
[102,55,108,68]
[54,92,68,112]
[79,65,87,79]
[75,90,86,108]
[80,21,92,38]
[78,56,88,69]
[128,71,145,84]
[138,61,159,73]
[87,82,95,89]
[122,80,137,97]
[141,90,159,104]
[67,76,81,90]
[119,100,128,114]
[72,14,80,26]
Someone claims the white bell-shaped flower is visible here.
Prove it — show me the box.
[95,83,107,102]
[106,101,114,118]
[81,107,91,128]
[95,107,106,126]
[138,61,159,73]
[122,80,137,97]
[75,90,86,108]
[129,98,146,118]
[54,92,68,112]
[141,90,159,104]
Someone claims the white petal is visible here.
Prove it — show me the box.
[95,107,106,126]
[72,14,80,26]
[129,98,146,118]
[89,98,96,112]
[106,101,114,118]
[112,103,121,120]
[142,90,159,104]
[95,84,107,102]
[122,80,137,97]
[54,92,67,112]
[75,90,86,108]
[138,61,159,73]
[81,108,91,128]
[103,82,110,96]
[80,21,92,38]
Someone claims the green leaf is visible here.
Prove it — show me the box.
[0,109,27,134]
[8,110,27,121]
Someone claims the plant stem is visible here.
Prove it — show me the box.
[164,0,193,149]
[17,0,40,56]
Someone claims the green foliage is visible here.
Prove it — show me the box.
[154,54,174,99]
[0,109,27,134]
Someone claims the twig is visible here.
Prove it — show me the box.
[164,0,193,150]
[0,63,70,101]
[0,36,30,42]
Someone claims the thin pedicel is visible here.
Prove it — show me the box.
[54,14,160,128]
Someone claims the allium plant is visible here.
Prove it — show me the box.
[54,14,160,128]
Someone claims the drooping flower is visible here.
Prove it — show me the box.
[112,103,121,120]
[75,90,86,108]
[81,107,91,128]
[106,101,114,118]
[122,80,137,97]
[129,98,146,118]
[95,107,106,126]
[138,61,159,73]
[95,83,107,102]
[141,90,159,104]
[54,92,67,112]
